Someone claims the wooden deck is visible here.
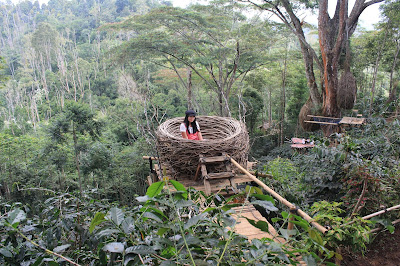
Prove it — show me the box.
[231,204,284,242]
[151,162,255,195]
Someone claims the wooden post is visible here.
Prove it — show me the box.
[287,207,296,232]
[229,156,328,234]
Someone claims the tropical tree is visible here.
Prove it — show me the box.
[106,3,275,116]
[380,0,400,103]
[48,101,102,195]
[242,0,384,135]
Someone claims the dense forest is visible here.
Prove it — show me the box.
[0,0,399,265]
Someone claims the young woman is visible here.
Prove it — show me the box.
[180,110,203,140]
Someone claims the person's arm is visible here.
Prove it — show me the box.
[180,123,188,139]
[195,121,203,140]
[197,131,203,140]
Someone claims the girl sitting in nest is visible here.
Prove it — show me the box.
[180,110,204,140]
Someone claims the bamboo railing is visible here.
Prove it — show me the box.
[228,156,328,234]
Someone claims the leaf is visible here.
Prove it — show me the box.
[53,244,71,253]
[309,229,324,246]
[124,255,140,266]
[184,213,207,230]
[146,181,164,197]
[251,194,274,203]
[302,255,317,266]
[245,218,270,233]
[221,203,241,212]
[170,180,188,199]
[122,217,135,234]
[335,252,343,260]
[96,229,120,238]
[279,228,297,240]
[136,195,150,202]
[387,225,395,234]
[125,245,156,255]
[142,212,162,223]
[252,200,278,213]
[90,212,106,233]
[0,248,13,257]
[109,208,124,226]
[326,262,337,266]
[202,207,216,213]
[32,256,44,266]
[7,208,26,226]
[157,227,170,236]
[288,220,309,230]
[175,200,194,208]
[103,242,124,253]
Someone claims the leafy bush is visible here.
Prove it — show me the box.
[0,183,305,265]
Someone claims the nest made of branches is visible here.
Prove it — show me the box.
[299,98,320,132]
[337,70,357,110]
[156,116,249,178]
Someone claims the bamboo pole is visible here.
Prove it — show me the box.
[362,204,400,220]
[142,156,157,160]
[229,156,327,234]
[369,219,400,234]
[249,171,273,178]
[342,204,400,227]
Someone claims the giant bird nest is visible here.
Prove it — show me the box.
[156,116,249,178]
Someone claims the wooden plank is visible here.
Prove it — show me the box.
[304,120,339,125]
[142,156,158,160]
[200,156,227,163]
[291,143,314,149]
[339,116,366,125]
[194,163,201,181]
[206,172,235,180]
[231,204,284,242]
[307,114,341,119]
[203,179,211,195]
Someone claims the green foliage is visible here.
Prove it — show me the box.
[311,201,373,254]
[262,157,306,205]
[0,184,304,265]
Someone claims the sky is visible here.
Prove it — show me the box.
[8,0,382,31]
[172,0,383,31]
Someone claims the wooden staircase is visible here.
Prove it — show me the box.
[195,153,237,195]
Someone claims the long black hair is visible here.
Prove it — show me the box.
[183,110,199,133]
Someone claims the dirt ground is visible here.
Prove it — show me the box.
[341,228,400,266]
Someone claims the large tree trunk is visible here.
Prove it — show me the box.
[318,0,346,136]
[251,0,384,136]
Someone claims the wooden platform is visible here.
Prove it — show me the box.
[151,162,255,195]
[231,204,284,242]
[305,115,366,126]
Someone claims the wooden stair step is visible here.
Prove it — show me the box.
[200,155,228,164]
[205,172,235,180]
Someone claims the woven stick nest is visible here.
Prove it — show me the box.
[156,116,249,178]
[299,97,320,132]
[337,70,357,110]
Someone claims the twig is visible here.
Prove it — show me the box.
[362,204,400,220]
[16,230,81,266]
[138,254,145,264]
[369,218,400,234]
[351,177,368,217]
[17,187,57,194]
[342,204,400,227]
